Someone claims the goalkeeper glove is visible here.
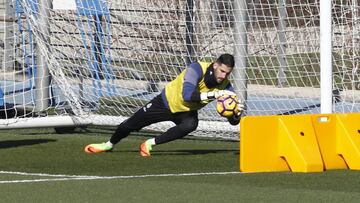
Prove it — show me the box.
[235,99,245,116]
[200,90,237,101]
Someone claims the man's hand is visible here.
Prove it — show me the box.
[200,90,237,101]
[235,99,245,116]
[214,90,237,99]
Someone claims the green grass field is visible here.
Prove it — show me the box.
[1,127,360,202]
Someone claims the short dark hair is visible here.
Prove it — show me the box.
[216,54,235,68]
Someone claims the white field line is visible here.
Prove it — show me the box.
[0,171,242,184]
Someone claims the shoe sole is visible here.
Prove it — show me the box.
[140,143,151,157]
[84,145,111,154]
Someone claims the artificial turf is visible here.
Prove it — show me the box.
[0,127,360,202]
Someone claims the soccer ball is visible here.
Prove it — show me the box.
[216,95,239,117]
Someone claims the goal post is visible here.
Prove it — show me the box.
[0,0,359,139]
[35,0,51,112]
[320,0,333,114]
[232,0,248,104]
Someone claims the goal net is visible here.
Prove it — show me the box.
[0,0,359,139]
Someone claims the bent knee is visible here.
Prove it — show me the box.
[180,119,198,133]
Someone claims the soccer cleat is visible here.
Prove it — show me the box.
[84,142,113,153]
[139,141,152,157]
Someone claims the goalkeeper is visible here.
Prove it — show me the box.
[85,53,244,156]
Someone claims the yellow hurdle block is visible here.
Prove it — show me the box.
[240,116,289,172]
[335,113,360,170]
[311,114,348,170]
[277,115,324,172]
[240,114,324,173]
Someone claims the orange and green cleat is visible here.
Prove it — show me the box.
[139,141,152,157]
[84,143,113,153]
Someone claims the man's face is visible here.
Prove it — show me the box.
[213,62,233,83]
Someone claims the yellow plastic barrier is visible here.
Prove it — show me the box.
[311,114,348,170]
[240,113,360,173]
[277,115,324,172]
[240,114,323,173]
[240,116,289,172]
[335,113,360,169]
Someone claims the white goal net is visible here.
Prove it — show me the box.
[0,0,359,139]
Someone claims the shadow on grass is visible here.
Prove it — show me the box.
[115,149,238,155]
[155,149,239,156]
[0,139,56,149]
